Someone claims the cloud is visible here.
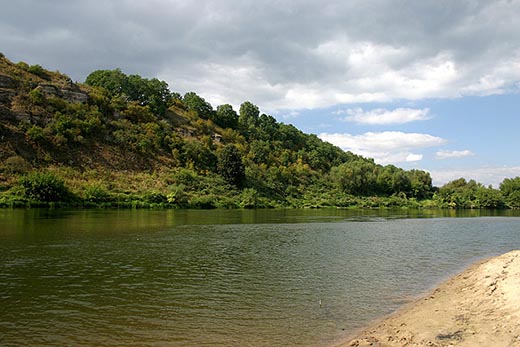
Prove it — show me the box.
[340,107,431,124]
[318,131,446,164]
[429,166,520,188]
[1,0,520,110]
[436,150,475,160]
[406,153,423,162]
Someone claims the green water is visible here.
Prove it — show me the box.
[1,209,520,347]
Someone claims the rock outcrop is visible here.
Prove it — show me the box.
[35,84,88,103]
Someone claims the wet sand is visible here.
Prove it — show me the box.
[337,250,520,347]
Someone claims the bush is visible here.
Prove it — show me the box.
[166,184,188,206]
[144,192,167,204]
[26,125,46,142]
[4,156,32,174]
[19,171,70,202]
[83,184,111,203]
[240,188,259,208]
[28,64,48,78]
[189,195,218,209]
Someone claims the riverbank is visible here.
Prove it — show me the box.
[338,250,520,347]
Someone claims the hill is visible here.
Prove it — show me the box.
[2,53,516,209]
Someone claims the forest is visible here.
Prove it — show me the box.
[1,53,519,209]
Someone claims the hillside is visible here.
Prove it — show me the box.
[2,53,516,209]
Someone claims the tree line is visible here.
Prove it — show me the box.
[1,60,519,209]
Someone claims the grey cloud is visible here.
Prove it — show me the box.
[1,0,520,109]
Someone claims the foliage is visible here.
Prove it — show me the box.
[217,144,245,187]
[183,92,215,120]
[85,69,173,115]
[238,101,260,134]
[1,55,519,210]
[433,178,506,209]
[215,104,239,129]
[28,64,48,78]
[19,171,71,202]
[83,183,111,203]
[500,177,520,209]
[3,156,32,174]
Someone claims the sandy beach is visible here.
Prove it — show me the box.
[337,250,520,347]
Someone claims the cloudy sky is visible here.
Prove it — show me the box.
[2,0,520,187]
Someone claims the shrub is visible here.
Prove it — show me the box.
[83,184,111,203]
[4,156,32,174]
[240,188,259,208]
[28,64,48,78]
[26,125,46,142]
[144,192,167,204]
[166,184,188,206]
[28,88,45,104]
[17,61,29,70]
[19,171,70,202]
[189,195,218,209]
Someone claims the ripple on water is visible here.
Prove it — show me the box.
[1,212,520,347]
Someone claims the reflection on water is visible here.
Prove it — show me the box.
[1,209,520,347]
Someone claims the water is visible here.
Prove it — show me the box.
[1,209,520,347]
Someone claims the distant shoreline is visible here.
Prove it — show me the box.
[336,250,520,347]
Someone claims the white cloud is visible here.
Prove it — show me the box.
[406,153,423,162]
[436,150,475,160]
[2,1,520,111]
[429,166,520,188]
[318,131,446,164]
[341,107,431,125]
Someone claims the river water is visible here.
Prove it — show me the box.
[1,209,520,347]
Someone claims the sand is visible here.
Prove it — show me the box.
[336,250,520,347]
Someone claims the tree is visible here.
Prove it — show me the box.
[183,92,214,120]
[85,69,172,115]
[217,144,245,187]
[85,69,129,95]
[391,170,411,196]
[215,104,239,129]
[183,140,217,171]
[408,169,433,199]
[500,177,520,208]
[330,160,377,195]
[238,101,260,131]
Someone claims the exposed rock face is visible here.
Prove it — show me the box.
[0,74,17,89]
[36,84,88,103]
[62,89,89,103]
[0,74,17,106]
[0,90,15,107]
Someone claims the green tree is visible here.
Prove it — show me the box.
[183,140,217,171]
[215,104,239,129]
[85,69,172,115]
[391,170,411,196]
[85,69,128,95]
[217,144,245,187]
[408,169,433,199]
[500,177,520,208]
[238,101,260,132]
[331,160,377,195]
[475,186,504,209]
[183,92,214,120]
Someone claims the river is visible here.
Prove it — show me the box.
[1,208,520,346]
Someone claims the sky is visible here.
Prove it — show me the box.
[1,0,520,187]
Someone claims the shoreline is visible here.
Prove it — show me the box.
[335,250,520,347]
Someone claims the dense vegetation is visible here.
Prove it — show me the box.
[1,53,519,209]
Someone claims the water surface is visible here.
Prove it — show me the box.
[1,209,520,346]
